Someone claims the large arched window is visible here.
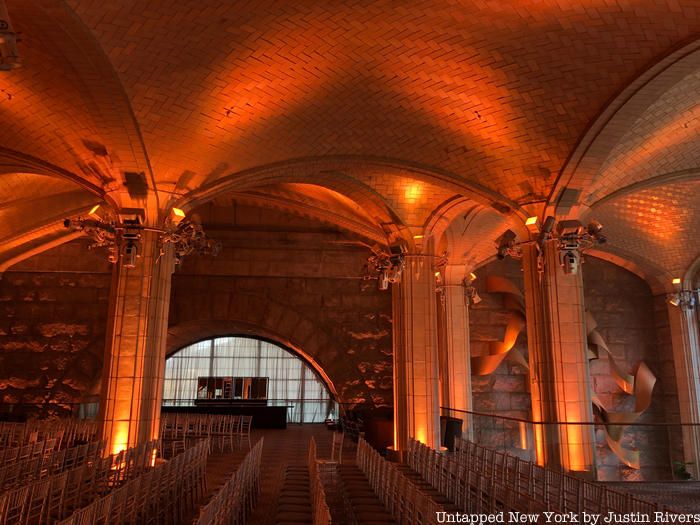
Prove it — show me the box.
[162,336,336,423]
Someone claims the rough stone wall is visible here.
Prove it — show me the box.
[469,257,531,454]
[168,274,393,412]
[0,240,111,419]
[583,256,679,481]
[167,202,393,415]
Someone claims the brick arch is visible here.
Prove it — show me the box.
[548,38,700,217]
[167,293,343,398]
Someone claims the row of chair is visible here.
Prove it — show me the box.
[0,422,99,450]
[356,437,443,525]
[402,437,673,517]
[0,441,105,491]
[194,437,263,525]
[0,440,159,525]
[308,437,332,525]
[0,440,58,469]
[161,413,253,452]
[55,439,209,525]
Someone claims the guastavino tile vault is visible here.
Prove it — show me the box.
[0,1,699,523]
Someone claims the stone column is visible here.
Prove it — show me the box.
[522,241,596,475]
[667,298,700,478]
[392,254,441,450]
[100,230,174,455]
[437,265,473,440]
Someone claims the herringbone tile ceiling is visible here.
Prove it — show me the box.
[0,0,698,277]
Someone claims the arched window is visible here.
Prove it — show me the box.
[162,336,336,423]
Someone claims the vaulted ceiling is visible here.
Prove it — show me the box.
[0,0,698,288]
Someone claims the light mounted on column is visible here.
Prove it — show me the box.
[65,206,220,267]
[463,272,481,305]
[366,243,407,290]
[494,217,606,276]
[668,278,699,309]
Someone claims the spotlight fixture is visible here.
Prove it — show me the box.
[494,217,606,276]
[65,207,219,267]
[0,1,21,71]
[525,216,540,234]
[169,207,186,225]
[365,243,407,290]
[667,289,699,310]
[496,229,518,260]
[560,250,579,275]
[462,274,481,305]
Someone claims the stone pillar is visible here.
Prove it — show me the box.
[667,299,700,478]
[437,265,473,440]
[522,242,596,475]
[100,231,174,455]
[392,254,441,450]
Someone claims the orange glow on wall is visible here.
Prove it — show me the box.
[533,423,545,466]
[415,426,427,445]
[518,421,528,450]
[111,421,129,456]
[404,183,423,203]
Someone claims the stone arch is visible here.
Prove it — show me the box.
[167,293,344,400]
[165,324,338,398]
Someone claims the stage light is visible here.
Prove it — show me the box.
[525,216,540,235]
[496,230,517,260]
[378,270,390,290]
[88,205,102,219]
[170,207,186,224]
[561,250,579,275]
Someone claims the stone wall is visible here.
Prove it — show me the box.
[469,257,531,455]
[0,240,111,419]
[583,256,679,481]
[167,202,394,415]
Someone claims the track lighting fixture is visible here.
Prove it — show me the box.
[494,217,606,275]
[463,273,481,305]
[496,229,518,260]
[667,290,699,310]
[366,243,407,290]
[65,207,219,267]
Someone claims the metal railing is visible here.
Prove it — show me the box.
[440,406,697,482]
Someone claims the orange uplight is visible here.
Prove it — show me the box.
[533,423,545,466]
[672,278,682,285]
[518,421,528,450]
[111,422,130,456]
[413,234,424,239]
[415,426,427,445]
[525,216,538,226]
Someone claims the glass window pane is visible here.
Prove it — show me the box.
[163,336,332,418]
